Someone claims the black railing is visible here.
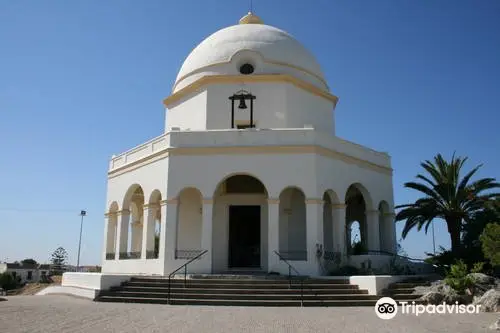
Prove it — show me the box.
[105,253,115,260]
[175,249,205,260]
[146,251,159,259]
[274,251,304,306]
[323,251,341,262]
[167,250,208,304]
[351,250,440,275]
[277,251,307,261]
[119,252,141,260]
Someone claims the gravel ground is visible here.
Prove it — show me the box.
[0,295,497,333]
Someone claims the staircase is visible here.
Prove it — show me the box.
[382,277,432,303]
[96,275,383,306]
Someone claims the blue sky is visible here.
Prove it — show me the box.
[1,0,499,265]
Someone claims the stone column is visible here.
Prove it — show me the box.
[115,209,130,260]
[201,198,213,273]
[366,209,380,252]
[160,198,178,263]
[384,212,397,253]
[103,213,111,262]
[267,198,280,272]
[332,203,347,258]
[131,221,143,254]
[306,198,323,276]
[141,204,157,259]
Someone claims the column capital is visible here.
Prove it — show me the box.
[131,220,142,227]
[267,198,279,204]
[104,212,116,218]
[305,198,323,204]
[202,198,213,204]
[331,203,347,209]
[116,209,130,216]
[160,198,178,206]
[384,212,396,217]
[143,203,159,209]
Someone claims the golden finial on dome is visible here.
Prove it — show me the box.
[239,12,264,25]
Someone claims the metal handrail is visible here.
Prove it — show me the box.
[274,251,304,307]
[355,250,429,263]
[167,250,208,304]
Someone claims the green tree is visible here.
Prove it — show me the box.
[480,223,500,266]
[21,258,37,265]
[395,153,500,255]
[460,199,500,266]
[50,247,68,274]
[0,272,18,290]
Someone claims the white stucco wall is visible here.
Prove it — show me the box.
[205,83,288,130]
[106,157,168,212]
[285,84,334,134]
[177,188,203,251]
[169,82,335,135]
[166,89,208,131]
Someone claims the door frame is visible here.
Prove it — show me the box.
[228,204,261,268]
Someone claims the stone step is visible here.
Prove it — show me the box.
[96,296,382,307]
[385,288,417,294]
[111,286,368,294]
[129,277,350,285]
[389,282,430,289]
[99,291,380,301]
[390,294,422,300]
[123,282,354,289]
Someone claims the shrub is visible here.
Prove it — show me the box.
[470,262,485,273]
[480,223,500,267]
[351,241,367,255]
[444,260,475,294]
[329,265,360,276]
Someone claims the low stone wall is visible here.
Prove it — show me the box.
[36,273,134,299]
[319,275,432,295]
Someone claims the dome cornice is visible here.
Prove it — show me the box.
[164,74,338,108]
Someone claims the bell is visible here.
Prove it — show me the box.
[238,97,247,109]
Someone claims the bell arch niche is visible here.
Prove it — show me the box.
[229,90,256,129]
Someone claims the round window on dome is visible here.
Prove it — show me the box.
[239,63,254,75]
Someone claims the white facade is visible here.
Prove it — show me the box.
[0,263,50,284]
[101,13,397,277]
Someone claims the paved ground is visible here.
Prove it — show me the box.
[0,295,497,333]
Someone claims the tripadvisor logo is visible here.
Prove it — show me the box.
[375,297,398,320]
[374,297,481,319]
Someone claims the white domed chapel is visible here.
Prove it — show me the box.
[102,13,397,277]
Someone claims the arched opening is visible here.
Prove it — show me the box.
[213,174,268,270]
[348,220,362,254]
[148,190,162,259]
[345,184,368,255]
[106,202,119,259]
[378,201,392,253]
[121,184,145,259]
[279,187,306,260]
[176,187,203,259]
[128,187,144,258]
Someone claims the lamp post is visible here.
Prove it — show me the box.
[76,210,87,272]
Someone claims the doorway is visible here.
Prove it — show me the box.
[228,205,261,268]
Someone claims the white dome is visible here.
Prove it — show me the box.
[173,15,327,93]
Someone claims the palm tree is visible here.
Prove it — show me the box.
[395,153,500,255]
